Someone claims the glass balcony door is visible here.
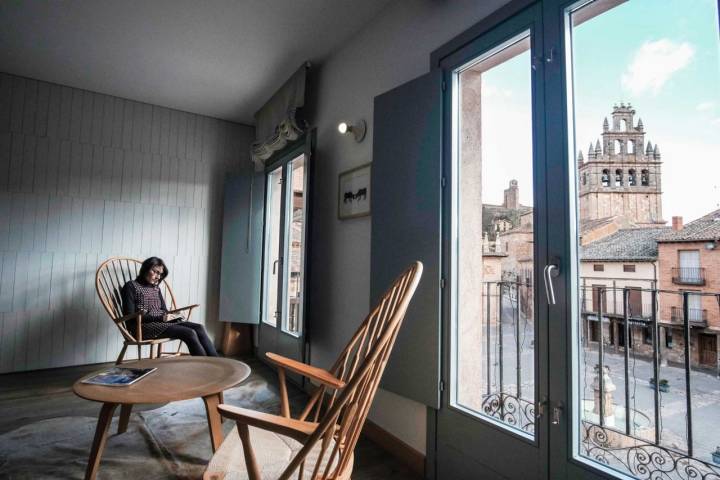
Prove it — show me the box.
[431,0,719,478]
[436,5,552,478]
[556,0,720,478]
[258,140,312,369]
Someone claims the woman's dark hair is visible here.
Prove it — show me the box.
[137,257,169,283]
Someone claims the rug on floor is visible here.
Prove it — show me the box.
[0,375,286,479]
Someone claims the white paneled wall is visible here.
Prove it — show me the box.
[0,73,254,373]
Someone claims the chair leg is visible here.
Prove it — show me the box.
[237,422,261,480]
[137,344,142,360]
[115,344,127,365]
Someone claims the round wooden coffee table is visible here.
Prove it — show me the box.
[73,356,250,480]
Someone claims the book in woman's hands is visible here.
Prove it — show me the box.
[82,367,156,386]
[164,312,185,322]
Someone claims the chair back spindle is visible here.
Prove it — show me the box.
[281,261,423,480]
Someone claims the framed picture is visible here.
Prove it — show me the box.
[338,163,371,219]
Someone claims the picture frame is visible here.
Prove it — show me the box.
[338,162,371,220]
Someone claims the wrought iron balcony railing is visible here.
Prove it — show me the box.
[672,267,706,285]
[670,306,708,327]
[581,301,653,319]
[480,281,720,479]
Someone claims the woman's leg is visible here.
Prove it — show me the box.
[162,323,207,356]
[181,322,219,357]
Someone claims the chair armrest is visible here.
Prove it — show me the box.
[167,304,200,314]
[266,352,345,390]
[114,312,143,342]
[114,311,142,325]
[217,404,317,442]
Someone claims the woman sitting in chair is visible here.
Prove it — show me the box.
[121,257,218,357]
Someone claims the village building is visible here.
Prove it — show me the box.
[656,211,720,371]
[482,181,534,320]
[579,227,668,353]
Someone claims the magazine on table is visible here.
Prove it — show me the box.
[81,367,157,386]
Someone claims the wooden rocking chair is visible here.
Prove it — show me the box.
[95,257,199,364]
[204,261,423,480]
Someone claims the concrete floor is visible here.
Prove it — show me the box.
[0,356,422,479]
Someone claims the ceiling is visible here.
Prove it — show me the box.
[0,0,392,124]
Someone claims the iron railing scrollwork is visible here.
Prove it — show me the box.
[582,422,720,480]
[480,392,536,434]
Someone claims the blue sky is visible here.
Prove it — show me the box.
[572,0,720,222]
[477,0,719,222]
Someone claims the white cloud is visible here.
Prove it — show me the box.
[621,39,695,96]
[696,101,716,111]
[483,84,513,99]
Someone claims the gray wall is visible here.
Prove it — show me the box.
[308,0,509,453]
[0,73,254,373]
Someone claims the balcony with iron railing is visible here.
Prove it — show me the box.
[672,267,706,286]
[477,282,720,479]
[581,301,654,319]
[670,306,708,327]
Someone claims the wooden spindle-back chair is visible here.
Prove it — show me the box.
[95,257,198,364]
[204,261,423,480]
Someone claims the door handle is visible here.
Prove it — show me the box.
[272,258,282,275]
[536,397,549,419]
[543,264,559,305]
[552,402,564,425]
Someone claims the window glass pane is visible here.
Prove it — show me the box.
[262,166,283,326]
[452,32,536,438]
[282,154,307,336]
[567,0,720,477]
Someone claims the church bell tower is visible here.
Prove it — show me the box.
[577,103,664,226]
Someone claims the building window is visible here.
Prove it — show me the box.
[643,326,653,345]
[615,169,623,186]
[589,321,600,342]
[628,169,636,186]
[593,264,604,272]
[623,264,636,272]
[666,330,674,348]
[582,172,587,185]
[601,169,610,187]
[641,169,649,186]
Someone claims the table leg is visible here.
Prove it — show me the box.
[85,402,118,480]
[202,393,223,453]
[219,391,225,423]
[118,404,133,434]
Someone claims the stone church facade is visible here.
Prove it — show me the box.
[578,103,664,226]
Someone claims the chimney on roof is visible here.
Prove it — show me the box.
[672,216,683,231]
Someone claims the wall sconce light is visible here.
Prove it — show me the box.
[337,119,366,142]
[705,240,718,250]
